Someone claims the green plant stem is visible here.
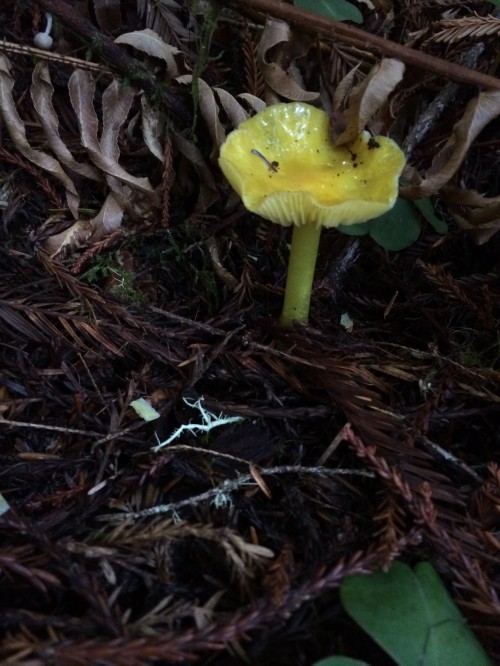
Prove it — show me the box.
[280,223,322,327]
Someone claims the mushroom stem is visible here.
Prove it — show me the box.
[280,223,322,327]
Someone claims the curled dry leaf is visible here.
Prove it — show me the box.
[115,29,182,77]
[331,63,361,112]
[214,88,249,128]
[331,58,405,145]
[176,74,226,157]
[89,192,124,241]
[257,18,319,103]
[31,63,101,183]
[100,78,136,160]
[176,76,251,155]
[44,219,94,258]
[68,69,156,198]
[408,90,500,197]
[172,132,218,214]
[141,96,165,161]
[45,194,124,257]
[0,55,80,218]
[237,93,267,114]
[443,186,500,245]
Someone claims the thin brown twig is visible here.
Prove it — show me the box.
[0,39,106,72]
[102,463,374,520]
[0,417,142,444]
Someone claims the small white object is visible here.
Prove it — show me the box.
[130,398,161,422]
[153,396,243,451]
[34,13,53,50]
[88,480,107,496]
[340,312,354,332]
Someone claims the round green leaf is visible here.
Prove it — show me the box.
[338,221,370,236]
[413,197,448,234]
[368,197,421,250]
[340,561,493,666]
[294,0,363,23]
[313,658,370,666]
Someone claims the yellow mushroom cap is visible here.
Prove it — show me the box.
[219,102,406,228]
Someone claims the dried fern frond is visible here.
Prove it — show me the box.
[432,14,500,45]
[136,0,192,45]
[242,27,266,98]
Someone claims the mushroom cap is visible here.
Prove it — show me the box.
[34,32,54,49]
[219,102,405,228]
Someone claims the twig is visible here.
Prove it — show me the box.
[0,417,142,444]
[0,39,106,72]
[225,0,500,90]
[101,464,374,520]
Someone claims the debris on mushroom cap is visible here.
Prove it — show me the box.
[219,102,406,228]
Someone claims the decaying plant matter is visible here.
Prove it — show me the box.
[0,0,499,664]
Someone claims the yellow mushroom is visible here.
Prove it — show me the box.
[219,102,405,326]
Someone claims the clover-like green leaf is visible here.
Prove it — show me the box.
[339,561,493,666]
[339,198,421,250]
[313,658,370,666]
[413,197,448,233]
[295,0,363,24]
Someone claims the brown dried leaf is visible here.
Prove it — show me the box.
[332,59,405,145]
[332,64,361,111]
[249,462,272,499]
[31,62,101,182]
[443,186,500,244]
[176,75,226,157]
[44,219,94,257]
[257,18,319,103]
[214,87,249,127]
[115,29,182,77]
[176,76,252,155]
[68,70,155,197]
[141,96,164,161]
[172,132,218,213]
[44,194,123,256]
[101,78,136,160]
[90,192,124,240]
[237,93,267,114]
[411,90,500,197]
[0,55,80,217]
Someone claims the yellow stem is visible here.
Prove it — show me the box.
[280,223,322,327]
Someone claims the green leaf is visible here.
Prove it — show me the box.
[368,197,421,250]
[0,492,10,516]
[339,199,421,249]
[313,658,370,666]
[413,197,448,233]
[340,561,493,666]
[337,221,370,236]
[295,0,363,24]
[338,197,448,250]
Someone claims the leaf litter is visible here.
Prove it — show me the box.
[0,0,499,664]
